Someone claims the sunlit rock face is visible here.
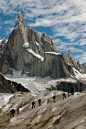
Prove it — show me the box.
[68,49,78,68]
[68,49,86,73]
[0,12,28,74]
[41,32,58,52]
[0,38,7,50]
[0,12,85,79]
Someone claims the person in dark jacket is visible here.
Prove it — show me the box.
[10,109,15,117]
[38,99,41,106]
[17,107,19,114]
[70,87,74,95]
[32,101,35,109]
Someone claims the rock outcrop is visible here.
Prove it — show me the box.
[68,49,78,68]
[0,74,30,93]
[0,38,7,50]
[48,81,86,92]
[68,49,85,73]
[78,61,86,73]
[41,32,58,52]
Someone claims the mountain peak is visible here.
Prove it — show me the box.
[41,32,58,52]
[68,49,74,60]
[77,60,80,65]
[68,49,72,56]
[17,11,24,24]
[41,32,46,37]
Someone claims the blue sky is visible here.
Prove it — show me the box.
[0,0,86,64]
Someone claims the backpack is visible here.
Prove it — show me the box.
[32,101,35,105]
[53,96,56,99]
[38,99,41,102]
[17,108,19,111]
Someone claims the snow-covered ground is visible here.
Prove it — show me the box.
[4,69,78,95]
[73,67,86,79]
[0,90,85,129]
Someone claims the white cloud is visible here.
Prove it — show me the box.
[4,27,14,35]
[79,39,86,46]
[75,52,86,63]
[4,20,15,26]
[37,31,42,38]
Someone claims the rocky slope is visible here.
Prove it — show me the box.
[68,49,86,73]
[0,74,30,93]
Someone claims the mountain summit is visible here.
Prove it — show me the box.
[0,12,86,80]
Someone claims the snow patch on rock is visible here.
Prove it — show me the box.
[23,43,29,48]
[44,51,61,55]
[26,49,44,61]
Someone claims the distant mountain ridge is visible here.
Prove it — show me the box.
[0,12,86,80]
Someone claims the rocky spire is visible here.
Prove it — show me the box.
[41,32,58,52]
[0,38,7,50]
[68,49,73,59]
[27,25,42,45]
[77,60,80,66]
[17,12,24,25]
[14,12,28,43]
[68,49,78,68]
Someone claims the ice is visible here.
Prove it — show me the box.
[0,88,86,129]
[4,69,78,95]
[0,94,14,109]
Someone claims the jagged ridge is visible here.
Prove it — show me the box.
[0,12,86,80]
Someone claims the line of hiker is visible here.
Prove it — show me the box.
[32,99,41,109]
[10,107,19,117]
[10,99,42,117]
[10,89,74,117]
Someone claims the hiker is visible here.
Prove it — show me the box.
[17,107,19,114]
[71,87,74,95]
[53,95,56,102]
[10,109,15,117]
[32,101,35,109]
[38,99,41,106]
[63,92,66,100]
[68,90,70,97]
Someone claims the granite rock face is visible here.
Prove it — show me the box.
[68,49,86,73]
[41,32,58,52]
[0,12,28,74]
[0,38,7,50]
[0,12,84,79]
[48,81,86,92]
[68,49,78,68]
